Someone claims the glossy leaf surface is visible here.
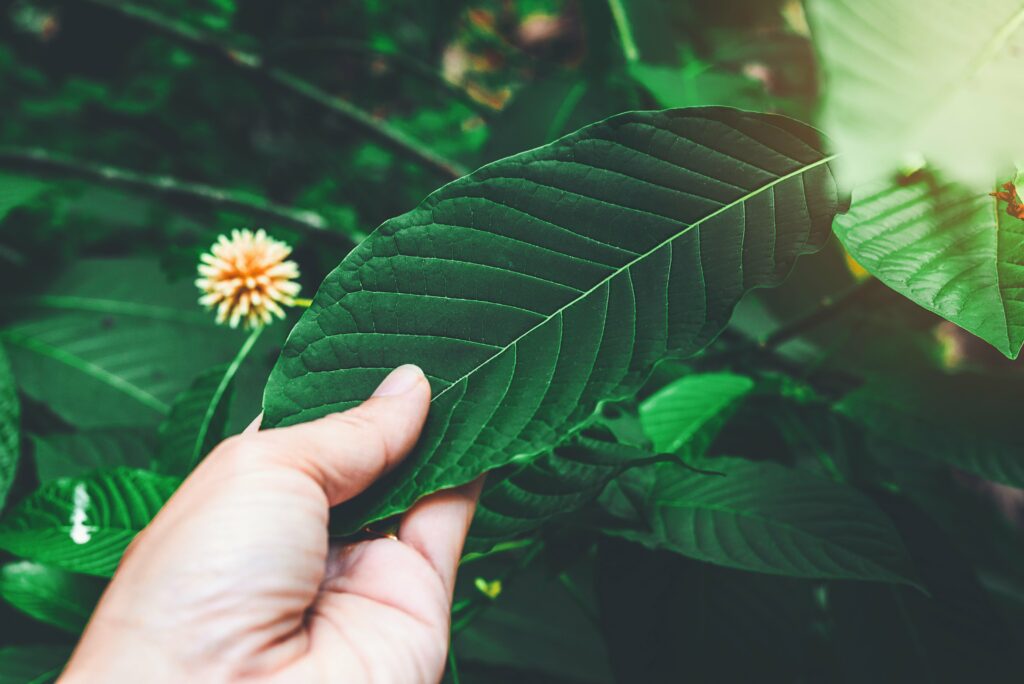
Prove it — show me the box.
[263,107,845,532]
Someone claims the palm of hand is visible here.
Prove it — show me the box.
[62,367,479,684]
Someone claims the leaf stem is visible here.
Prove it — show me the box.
[607,0,640,63]
[758,278,883,350]
[0,147,347,240]
[187,324,264,471]
[77,0,469,181]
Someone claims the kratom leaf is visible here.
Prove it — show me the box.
[31,428,156,483]
[0,645,71,684]
[0,468,180,577]
[836,373,1024,487]
[262,107,845,533]
[833,180,1024,358]
[806,0,1024,188]
[468,436,664,552]
[2,259,245,427]
[605,458,918,585]
[0,345,19,513]
[156,327,261,476]
[0,560,103,633]
[639,372,754,456]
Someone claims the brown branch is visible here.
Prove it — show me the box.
[77,0,469,181]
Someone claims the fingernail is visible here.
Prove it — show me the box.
[372,364,425,397]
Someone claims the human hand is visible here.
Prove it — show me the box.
[61,365,481,683]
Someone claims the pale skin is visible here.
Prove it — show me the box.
[60,364,481,683]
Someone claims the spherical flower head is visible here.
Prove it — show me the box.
[196,229,301,329]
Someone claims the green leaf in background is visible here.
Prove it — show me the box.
[2,259,245,427]
[263,107,845,533]
[0,173,47,222]
[30,429,156,483]
[0,346,19,513]
[639,372,754,456]
[605,458,918,585]
[468,435,663,552]
[0,561,103,634]
[630,63,767,111]
[837,372,1024,488]
[834,180,1024,358]
[806,0,1024,188]
[0,468,180,577]
[156,326,262,476]
[0,645,70,684]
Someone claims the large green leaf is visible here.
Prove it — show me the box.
[2,259,245,427]
[262,107,845,533]
[30,428,156,483]
[836,372,1024,487]
[0,468,180,577]
[0,645,70,684]
[0,345,18,513]
[603,458,918,585]
[806,0,1024,188]
[0,560,103,633]
[834,180,1024,358]
[639,372,754,455]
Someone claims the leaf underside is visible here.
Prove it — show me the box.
[262,107,845,533]
[834,181,1024,358]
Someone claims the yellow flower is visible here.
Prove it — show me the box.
[196,229,301,329]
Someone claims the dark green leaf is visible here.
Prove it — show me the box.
[836,372,1024,487]
[0,468,180,577]
[0,561,103,633]
[468,435,662,552]
[2,259,246,427]
[263,107,845,533]
[31,429,156,483]
[0,345,19,513]
[605,458,918,585]
[0,645,70,684]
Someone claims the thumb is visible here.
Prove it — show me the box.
[250,364,431,506]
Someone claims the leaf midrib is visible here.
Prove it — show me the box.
[432,153,839,403]
[1,331,169,415]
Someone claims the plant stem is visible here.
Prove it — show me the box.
[759,278,883,350]
[0,147,346,239]
[268,38,496,119]
[452,539,543,634]
[446,646,461,684]
[77,0,468,181]
[607,0,640,63]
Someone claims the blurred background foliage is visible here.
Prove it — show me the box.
[2,1,1024,682]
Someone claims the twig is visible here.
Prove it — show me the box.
[268,38,496,119]
[759,278,883,350]
[77,0,469,180]
[0,147,348,240]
